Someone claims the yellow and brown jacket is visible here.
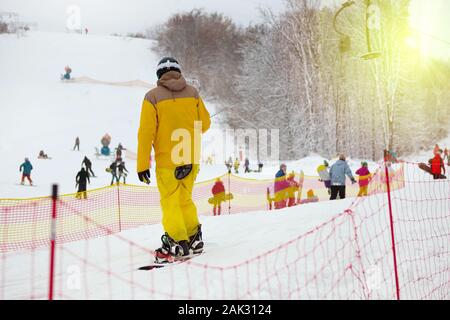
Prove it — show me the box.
[137,71,211,171]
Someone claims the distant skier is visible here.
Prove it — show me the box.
[19,158,33,186]
[317,160,331,195]
[115,143,126,161]
[329,154,356,200]
[137,57,211,263]
[286,172,299,207]
[73,136,80,151]
[117,161,128,184]
[258,161,263,173]
[38,150,50,159]
[75,167,90,199]
[429,149,446,180]
[225,157,232,173]
[211,178,225,216]
[62,66,72,80]
[107,161,119,185]
[85,27,88,35]
[274,164,289,209]
[82,156,96,177]
[233,158,240,174]
[355,162,372,197]
[244,158,250,173]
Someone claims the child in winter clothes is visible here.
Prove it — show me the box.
[274,164,289,209]
[286,172,299,207]
[19,158,33,185]
[429,149,446,180]
[211,178,226,216]
[355,162,371,197]
[233,158,240,174]
[317,160,331,195]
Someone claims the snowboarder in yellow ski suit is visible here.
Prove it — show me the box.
[137,57,211,263]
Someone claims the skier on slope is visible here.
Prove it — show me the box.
[244,158,250,173]
[274,164,289,209]
[115,143,126,161]
[82,156,96,177]
[317,160,331,195]
[137,57,211,263]
[107,161,119,185]
[73,136,80,151]
[211,178,226,216]
[286,172,299,207]
[233,158,240,174]
[19,158,33,186]
[62,66,72,80]
[117,161,128,184]
[429,149,446,180]
[75,167,90,199]
[355,162,372,197]
[329,154,356,200]
[225,157,232,173]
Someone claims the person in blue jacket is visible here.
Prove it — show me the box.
[19,158,33,186]
[329,154,356,200]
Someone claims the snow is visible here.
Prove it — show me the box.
[1,31,447,300]
[2,198,356,299]
[0,31,222,198]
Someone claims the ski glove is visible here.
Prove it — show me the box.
[138,170,151,184]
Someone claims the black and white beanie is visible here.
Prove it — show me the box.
[156,57,181,79]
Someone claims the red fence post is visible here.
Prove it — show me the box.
[384,150,400,300]
[48,184,58,300]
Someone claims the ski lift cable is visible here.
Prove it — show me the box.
[410,27,450,47]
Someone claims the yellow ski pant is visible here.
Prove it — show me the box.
[155,165,200,242]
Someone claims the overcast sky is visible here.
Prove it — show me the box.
[1,0,449,58]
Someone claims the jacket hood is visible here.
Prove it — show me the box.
[157,71,187,92]
[334,160,346,167]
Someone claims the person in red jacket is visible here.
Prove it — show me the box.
[211,178,226,216]
[429,149,446,180]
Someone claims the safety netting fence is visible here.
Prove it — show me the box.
[1,161,449,299]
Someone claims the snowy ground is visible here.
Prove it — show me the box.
[2,162,448,300]
[2,31,448,300]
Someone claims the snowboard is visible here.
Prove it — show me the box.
[208,193,233,204]
[138,252,202,271]
[419,163,447,179]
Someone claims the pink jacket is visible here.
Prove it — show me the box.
[355,167,371,187]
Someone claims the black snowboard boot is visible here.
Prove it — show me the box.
[188,224,204,255]
[154,233,190,264]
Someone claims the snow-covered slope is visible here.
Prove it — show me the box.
[0,31,227,198]
[0,31,381,199]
